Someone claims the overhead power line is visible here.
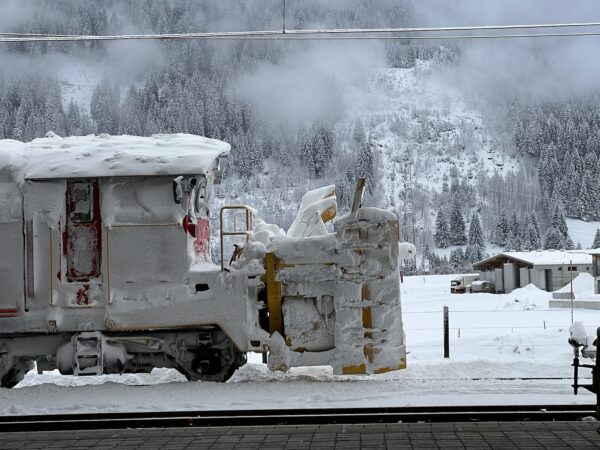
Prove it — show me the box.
[175,31,600,41]
[2,22,600,43]
[0,32,74,37]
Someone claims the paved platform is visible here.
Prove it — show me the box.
[0,421,598,449]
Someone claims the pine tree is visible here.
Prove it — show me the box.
[232,134,252,178]
[119,87,143,135]
[428,251,442,274]
[465,245,484,263]
[448,200,466,245]
[583,152,597,219]
[65,101,82,136]
[593,228,600,249]
[352,119,366,146]
[551,205,569,239]
[90,78,120,134]
[493,211,510,246]
[563,235,575,250]
[449,247,464,270]
[505,213,522,251]
[543,227,563,250]
[440,254,452,274]
[421,242,432,272]
[433,208,451,248]
[512,118,526,150]
[298,126,314,174]
[12,99,30,142]
[356,140,374,193]
[550,204,573,248]
[335,168,354,213]
[529,212,542,249]
[521,215,542,251]
[466,212,485,262]
[468,212,485,249]
[565,150,586,218]
[298,123,333,177]
[312,135,328,177]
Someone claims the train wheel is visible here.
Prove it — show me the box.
[175,331,247,382]
[0,360,34,388]
[178,349,246,382]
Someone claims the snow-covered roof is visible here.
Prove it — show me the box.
[473,250,592,269]
[0,133,230,181]
[586,249,600,255]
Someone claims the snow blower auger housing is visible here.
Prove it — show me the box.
[0,133,410,387]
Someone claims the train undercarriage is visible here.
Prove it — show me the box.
[0,328,246,387]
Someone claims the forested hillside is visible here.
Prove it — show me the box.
[1,0,600,272]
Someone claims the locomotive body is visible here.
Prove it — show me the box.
[0,133,409,387]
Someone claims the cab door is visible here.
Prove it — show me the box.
[66,179,102,282]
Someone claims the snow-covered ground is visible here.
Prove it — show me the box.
[2,274,598,415]
[567,218,600,249]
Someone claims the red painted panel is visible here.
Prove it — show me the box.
[76,285,91,306]
[0,308,18,317]
[194,217,210,257]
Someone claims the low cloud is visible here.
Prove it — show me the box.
[234,41,386,127]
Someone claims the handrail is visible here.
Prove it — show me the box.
[219,205,254,271]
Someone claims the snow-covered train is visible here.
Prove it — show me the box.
[0,133,411,387]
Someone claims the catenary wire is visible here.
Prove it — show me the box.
[0,32,76,37]
[4,21,600,36]
[3,22,600,42]
[2,32,600,43]
[403,309,581,313]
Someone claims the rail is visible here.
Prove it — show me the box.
[0,404,596,432]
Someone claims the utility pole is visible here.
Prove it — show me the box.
[282,0,287,34]
[402,149,416,270]
[443,306,449,358]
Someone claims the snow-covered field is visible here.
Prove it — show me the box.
[2,274,598,415]
[567,218,600,249]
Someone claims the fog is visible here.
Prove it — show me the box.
[232,0,600,129]
[414,0,599,26]
[0,0,32,29]
[2,0,600,121]
[234,41,386,128]
[413,0,600,106]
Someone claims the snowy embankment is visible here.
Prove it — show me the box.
[2,274,598,415]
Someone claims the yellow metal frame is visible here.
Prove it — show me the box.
[321,189,337,223]
[264,252,283,335]
[362,284,374,365]
[262,253,335,338]
[342,364,367,375]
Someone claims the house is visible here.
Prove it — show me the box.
[586,249,600,294]
[472,251,592,294]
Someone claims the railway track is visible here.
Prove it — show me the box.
[0,405,597,432]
